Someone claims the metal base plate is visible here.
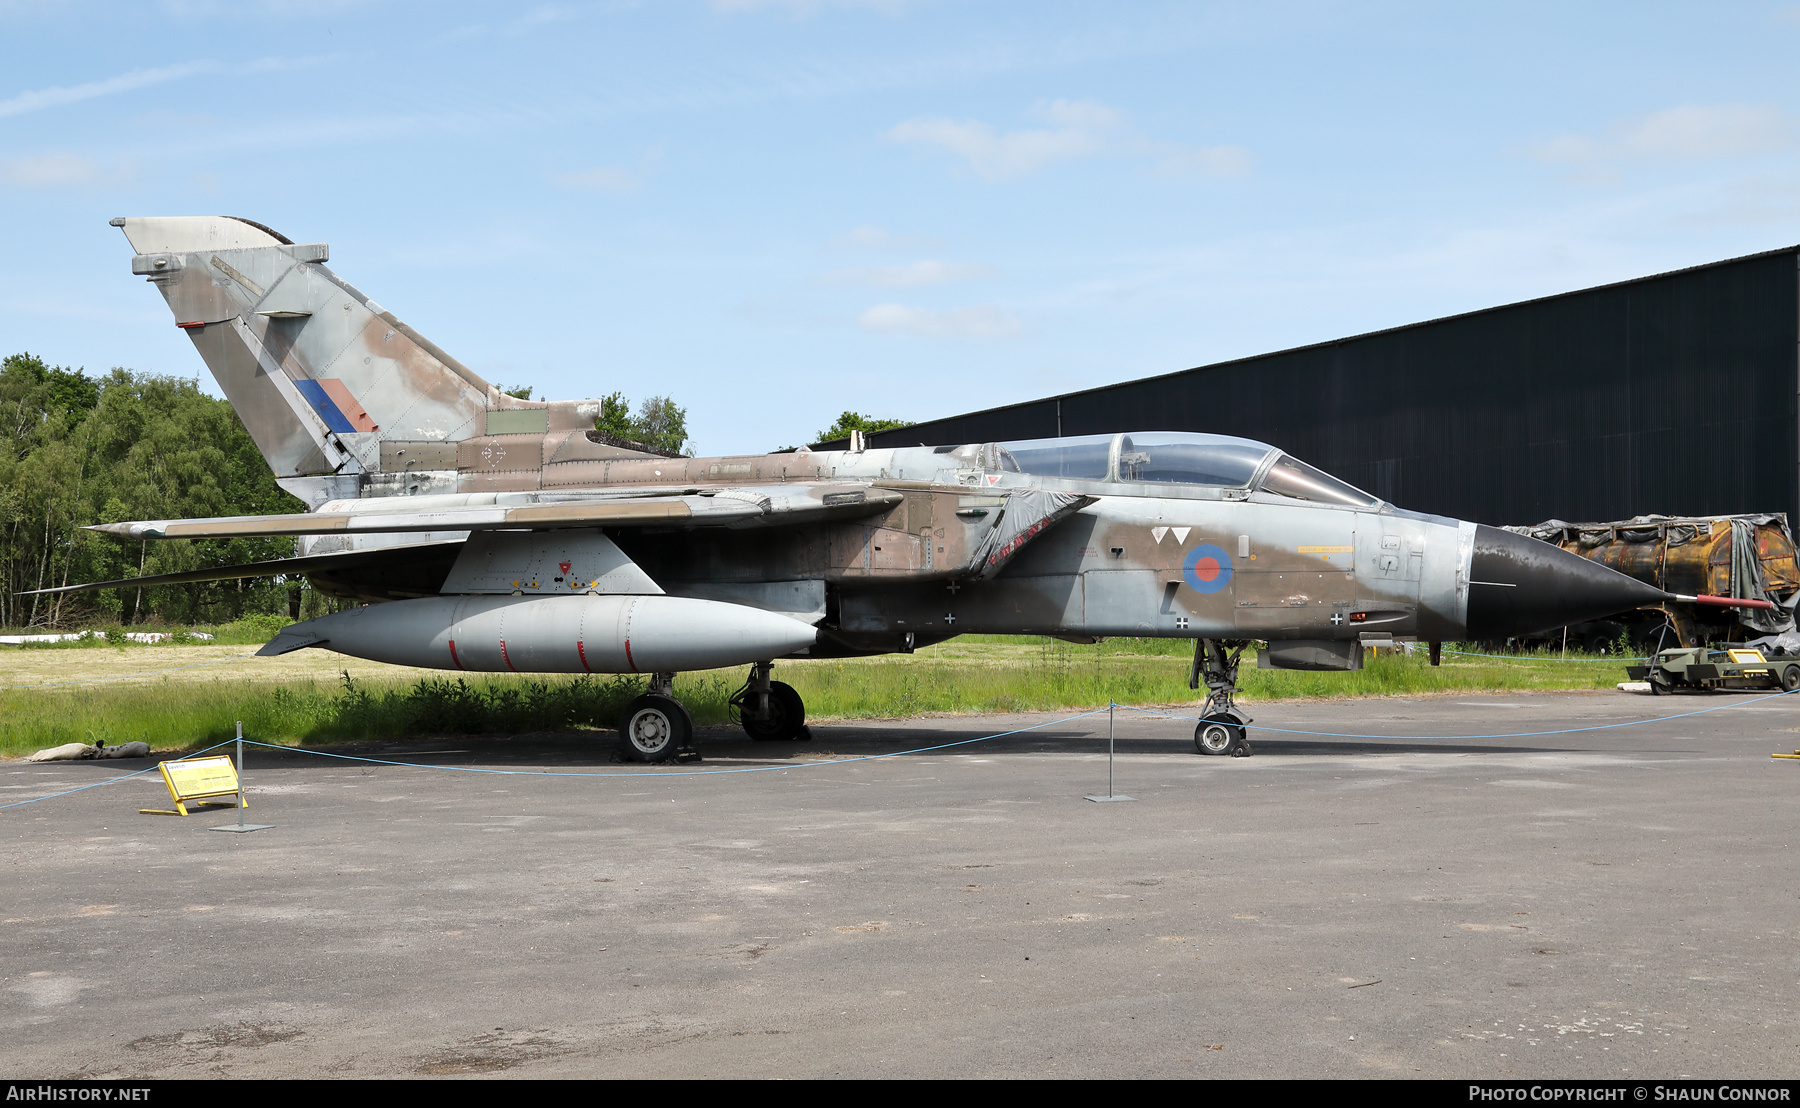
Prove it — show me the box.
[209,823,275,833]
[1083,795,1137,803]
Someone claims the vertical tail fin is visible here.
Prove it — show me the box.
[114,216,574,500]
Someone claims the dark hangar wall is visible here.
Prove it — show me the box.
[854,247,1800,527]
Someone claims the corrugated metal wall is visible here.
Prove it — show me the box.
[851,247,1800,526]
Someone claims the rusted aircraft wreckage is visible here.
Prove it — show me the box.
[42,216,1777,761]
[1504,515,1799,652]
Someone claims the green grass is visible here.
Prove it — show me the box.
[0,637,1635,757]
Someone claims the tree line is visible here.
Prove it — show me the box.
[0,353,302,629]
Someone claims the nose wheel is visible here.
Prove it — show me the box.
[1190,639,1254,757]
[1195,714,1247,756]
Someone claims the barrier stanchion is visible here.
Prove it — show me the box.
[1085,701,1135,803]
[210,722,272,834]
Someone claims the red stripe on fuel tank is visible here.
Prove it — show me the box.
[448,639,464,670]
[500,639,517,672]
[577,640,593,673]
[623,638,638,673]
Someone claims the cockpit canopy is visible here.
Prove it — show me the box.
[979,431,1380,507]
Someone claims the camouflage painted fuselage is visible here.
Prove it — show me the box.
[85,216,1666,673]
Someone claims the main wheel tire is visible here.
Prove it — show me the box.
[1782,665,1800,692]
[1649,677,1670,696]
[742,681,806,742]
[1194,713,1245,756]
[619,694,692,763]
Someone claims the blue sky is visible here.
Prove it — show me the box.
[5,1,1800,454]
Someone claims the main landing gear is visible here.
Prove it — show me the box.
[730,661,811,743]
[618,672,702,764]
[617,662,812,763]
[1190,639,1253,757]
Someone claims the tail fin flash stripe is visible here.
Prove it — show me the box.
[293,379,358,434]
[317,379,379,433]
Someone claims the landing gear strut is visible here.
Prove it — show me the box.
[731,661,810,742]
[618,672,701,764]
[1189,638,1253,757]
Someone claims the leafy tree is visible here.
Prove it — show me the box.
[633,395,692,457]
[815,411,910,444]
[501,384,533,400]
[594,391,635,439]
[590,391,693,456]
[0,355,302,629]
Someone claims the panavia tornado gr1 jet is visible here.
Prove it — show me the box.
[50,216,1772,761]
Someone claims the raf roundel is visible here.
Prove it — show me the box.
[1183,543,1233,594]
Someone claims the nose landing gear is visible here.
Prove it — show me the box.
[1190,639,1254,757]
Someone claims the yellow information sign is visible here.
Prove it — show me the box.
[142,755,246,816]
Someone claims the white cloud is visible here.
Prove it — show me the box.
[1532,104,1795,163]
[0,153,134,189]
[857,303,1020,339]
[827,260,992,287]
[506,4,575,36]
[0,63,216,120]
[155,0,380,14]
[1620,104,1791,158]
[713,0,913,15]
[1153,144,1254,178]
[552,167,639,191]
[889,98,1252,181]
[0,55,335,120]
[888,99,1121,180]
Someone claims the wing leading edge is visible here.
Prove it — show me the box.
[87,484,906,541]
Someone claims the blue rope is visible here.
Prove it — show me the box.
[0,710,1115,808]
[0,740,238,810]
[9,685,1793,812]
[1119,686,1798,740]
[231,707,1116,778]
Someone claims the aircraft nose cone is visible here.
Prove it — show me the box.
[1464,525,1667,640]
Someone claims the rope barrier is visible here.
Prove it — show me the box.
[228,707,1116,778]
[0,740,238,810]
[8,682,1795,812]
[0,712,1115,808]
[1117,686,1798,741]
